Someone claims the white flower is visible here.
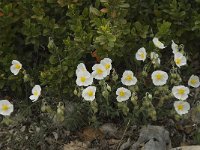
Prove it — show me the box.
[150,52,159,59]
[82,86,96,101]
[171,40,179,54]
[29,85,42,102]
[76,63,87,76]
[121,70,137,86]
[174,52,187,68]
[10,60,22,75]
[0,100,14,116]
[92,64,107,80]
[151,70,168,86]
[153,37,165,49]
[174,101,190,115]
[172,85,190,100]
[116,87,131,102]
[76,71,93,86]
[150,52,161,65]
[100,58,112,75]
[188,75,200,88]
[135,47,147,61]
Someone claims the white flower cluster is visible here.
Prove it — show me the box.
[75,58,112,101]
[76,59,139,102]
[3,38,198,117]
[9,60,42,102]
[172,74,200,115]
[75,38,200,117]
[0,60,43,116]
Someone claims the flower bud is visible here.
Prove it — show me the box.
[174,114,181,121]
[196,105,200,112]
[163,95,169,100]
[90,101,98,113]
[41,101,52,113]
[148,94,153,100]
[106,84,111,92]
[23,74,30,82]
[170,79,175,84]
[112,69,118,81]
[113,74,118,81]
[41,102,48,112]
[57,102,65,115]
[99,80,105,86]
[134,85,139,92]
[158,97,164,107]
[143,100,150,107]
[102,90,109,99]
[122,106,129,116]
[131,95,138,105]
[171,73,176,78]
[142,71,148,77]
[73,88,78,95]
[48,37,55,50]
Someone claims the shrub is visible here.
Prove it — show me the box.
[0,0,200,148]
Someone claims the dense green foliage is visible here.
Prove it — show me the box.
[0,0,200,148]
[1,0,200,97]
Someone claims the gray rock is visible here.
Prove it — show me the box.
[130,125,171,150]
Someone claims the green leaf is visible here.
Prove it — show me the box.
[49,55,58,64]
[89,6,101,16]
[119,3,130,8]
[157,21,171,37]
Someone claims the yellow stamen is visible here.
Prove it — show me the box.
[105,64,110,70]
[140,53,145,59]
[33,91,38,96]
[190,79,197,85]
[15,64,21,69]
[119,90,125,97]
[2,104,9,111]
[156,73,163,80]
[80,76,86,82]
[97,68,103,75]
[178,88,185,95]
[175,58,181,65]
[177,104,184,111]
[125,75,133,81]
[87,90,93,96]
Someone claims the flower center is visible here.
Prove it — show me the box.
[177,104,184,111]
[178,88,185,95]
[2,104,9,111]
[80,76,86,82]
[87,90,93,96]
[175,58,181,65]
[33,91,38,96]
[190,79,197,85]
[15,64,21,69]
[105,64,110,70]
[97,68,103,75]
[140,53,145,59]
[157,42,162,47]
[156,73,163,80]
[125,75,133,81]
[119,90,125,97]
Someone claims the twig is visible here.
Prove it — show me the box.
[117,119,130,150]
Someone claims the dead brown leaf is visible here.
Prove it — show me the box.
[80,127,104,142]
